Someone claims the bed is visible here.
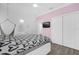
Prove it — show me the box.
[0,19,51,55]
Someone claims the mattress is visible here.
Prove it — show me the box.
[0,34,51,55]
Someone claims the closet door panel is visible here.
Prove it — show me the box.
[51,16,62,45]
[63,12,79,50]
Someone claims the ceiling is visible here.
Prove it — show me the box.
[8,3,66,17]
[0,3,66,19]
[0,3,67,26]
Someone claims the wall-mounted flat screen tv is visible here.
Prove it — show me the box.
[42,22,50,28]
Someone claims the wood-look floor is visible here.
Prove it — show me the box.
[48,43,79,55]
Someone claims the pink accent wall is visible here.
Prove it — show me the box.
[41,28,52,38]
[37,3,79,20]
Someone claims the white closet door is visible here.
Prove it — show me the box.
[63,11,79,50]
[51,16,62,45]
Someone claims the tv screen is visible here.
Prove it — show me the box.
[42,22,50,28]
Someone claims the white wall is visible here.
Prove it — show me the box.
[0,4,38,35]
[0,4,7,35]
[8,4,38,35]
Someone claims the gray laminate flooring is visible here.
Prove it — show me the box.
[48,43,79,55]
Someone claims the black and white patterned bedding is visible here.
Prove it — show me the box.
[0,34,51,55]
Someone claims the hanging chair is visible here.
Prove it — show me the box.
[0,19,16,47]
